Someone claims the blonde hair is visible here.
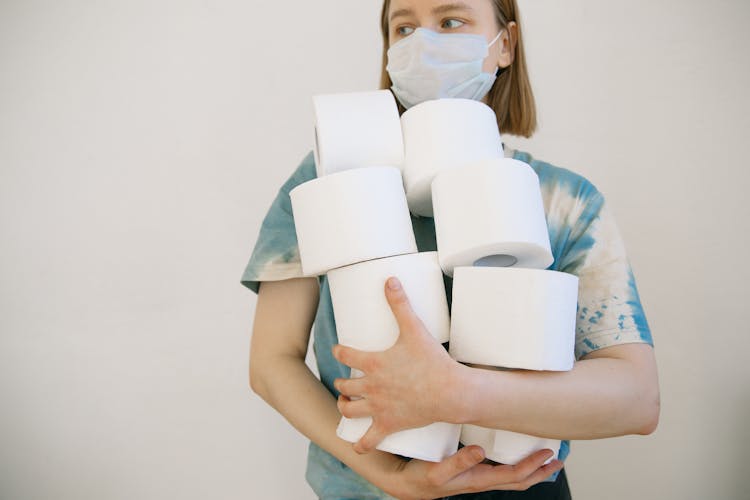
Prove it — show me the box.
[379,0,537,137]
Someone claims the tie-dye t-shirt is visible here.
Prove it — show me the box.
[240,148,653,499]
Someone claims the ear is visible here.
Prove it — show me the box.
[497,21,518,69]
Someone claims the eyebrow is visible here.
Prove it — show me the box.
[389,2,475,22]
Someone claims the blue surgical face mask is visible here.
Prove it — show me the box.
[386,28,503,109]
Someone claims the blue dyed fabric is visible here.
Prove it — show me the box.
[240,149,653,499]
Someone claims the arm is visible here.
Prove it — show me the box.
[248,277,399,482]
[454,343,660,439]
[334,277,660,451]
[249,277,563,498]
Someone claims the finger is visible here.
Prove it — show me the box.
[448,450,559,492]
[505,448,557,481]
[334,377,367,398]
[337,395,372,419]
[425,445,486,487]
[353,421,388,454]
[383,276,423,333]
[496,459,564,491]
[332,344,372,372]
[452,448,554,490]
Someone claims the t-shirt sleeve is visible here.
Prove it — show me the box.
[239,152,317,294]
[554,188,654,360]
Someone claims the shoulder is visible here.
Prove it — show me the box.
[509,148,608,244]
[510,148,603,207]
[507,148,616,272]
[279,150,318,195]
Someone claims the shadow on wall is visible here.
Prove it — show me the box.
[733,392,750,497]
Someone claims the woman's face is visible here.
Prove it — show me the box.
[386,0,516,74]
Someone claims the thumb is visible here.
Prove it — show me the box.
[431,445,486,484]
[384,276,422,334]
[354,421,386,455]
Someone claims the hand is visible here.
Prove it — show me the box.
[332,276,464,454]
[378,445,564,500]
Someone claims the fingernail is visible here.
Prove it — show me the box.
[387,277,401,290]
[472,448,484,462]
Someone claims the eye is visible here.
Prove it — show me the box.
[441,18,465,29]
[395,25,415,37]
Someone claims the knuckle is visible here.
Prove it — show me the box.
[337,347,350,365]
[367,355,382,372]
[336,379,348,393]
[393,293,408,306]
[359,380,371,396]
[463,453,477,468]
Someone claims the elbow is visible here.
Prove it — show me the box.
[249,361,268,399]
[635,407,659,435]
[635,386,661,435]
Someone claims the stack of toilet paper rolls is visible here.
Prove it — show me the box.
[406,100,579,465]
[290,90,460,462]
[290,90,579,464]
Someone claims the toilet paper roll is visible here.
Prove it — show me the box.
[313,90,405,177]
[328,252,450,346]
[459,364,558,465]
[432,158,554,276]
[337,416,461,463]
[330,252,455,462]
[460,424,560,466]
[400,98,504,217]
[449,267,579,371]
[459,422,495,456]
[290,166,417,276]
[489,429,560,466]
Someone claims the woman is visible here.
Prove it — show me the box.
[242,1,660,498]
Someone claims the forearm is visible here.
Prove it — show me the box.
[450,344,660,440]
[251,355,399,487]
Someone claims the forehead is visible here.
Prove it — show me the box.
[388,0,488,17]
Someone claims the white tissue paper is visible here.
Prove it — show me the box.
[449,267,579,371]
[313,90,405,177]
[328,251,450,347]
[459,422,495,457]
[330,252,457,461]
[431,158,554,276]
[460,423,560,466]
[337,417,461,463]
[458,364,559,466]
[400,98,504,217]
[290,166,417,276]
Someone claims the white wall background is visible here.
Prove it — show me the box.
[1,1,748,499]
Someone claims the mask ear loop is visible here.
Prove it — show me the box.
[488,31,503,48]
[488,30,509,76]
[487,28,510,77]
